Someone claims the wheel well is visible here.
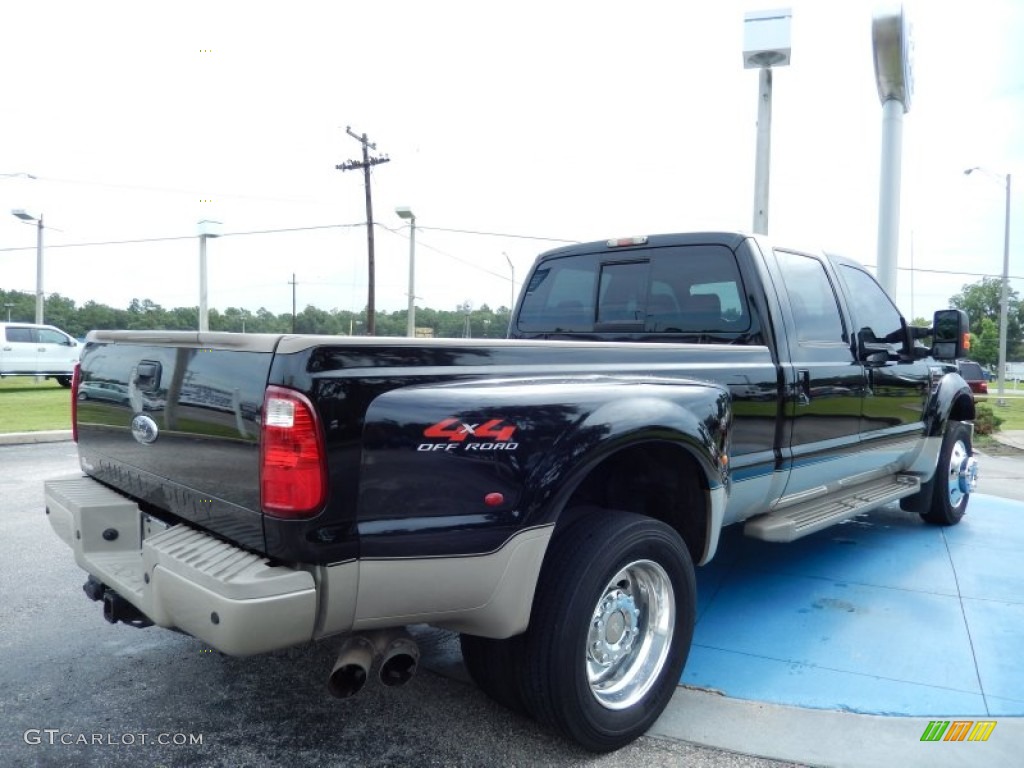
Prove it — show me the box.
[560,443,709,563]
[949,393,976,423]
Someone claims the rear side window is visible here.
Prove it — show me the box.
[958,362,983,380]
[774,251,846,343]
[517,244,751,335]
[5,327,35,343]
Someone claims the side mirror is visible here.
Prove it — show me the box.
[856,328,897,365]
[931,309,970,360]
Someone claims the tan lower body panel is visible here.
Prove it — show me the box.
[351,525,553,639]
[47,475,553,650]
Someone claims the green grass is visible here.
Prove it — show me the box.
[0,378,73,433]
[978,393,1024,430]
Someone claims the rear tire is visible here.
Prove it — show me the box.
[56,376,72,388]
[519,509,696,752]
[459,633,529,716]
[920,421,975,526]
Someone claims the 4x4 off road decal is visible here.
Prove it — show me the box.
[418,418,519,452]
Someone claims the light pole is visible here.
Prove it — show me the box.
[503,251,515,310]
[11,209,44,324]
[197,219,222,332]
[965,167,1013,405]
[503,251,515,336]
[743,9,792,234]
[396,206,416,337]
[872,8,914,295]
[4,303,14,322]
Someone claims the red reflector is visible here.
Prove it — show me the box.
[261,385,327,519]
[71,362,81,443]
[484,492,504,507]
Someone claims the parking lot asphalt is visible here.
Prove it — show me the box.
[2,437,1022,766]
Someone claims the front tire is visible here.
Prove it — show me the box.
[920,421,976,526]
[519,510,695,752]
[56,376,72,388]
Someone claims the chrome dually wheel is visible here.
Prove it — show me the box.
[586,559,674,710]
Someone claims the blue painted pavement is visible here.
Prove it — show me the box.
[684,494,1024,717]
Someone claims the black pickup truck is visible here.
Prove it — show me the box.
[45,231,978,751]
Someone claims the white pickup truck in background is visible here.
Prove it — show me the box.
[0,322,80,387]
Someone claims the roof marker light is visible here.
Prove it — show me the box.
[606,236,649,248]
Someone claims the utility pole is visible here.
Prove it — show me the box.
[337,126,390,335]
[289,273,297,333]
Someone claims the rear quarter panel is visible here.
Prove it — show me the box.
[356,375,731,558]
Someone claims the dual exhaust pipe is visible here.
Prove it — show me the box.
[327,629,420,698]
[84,576,419,694]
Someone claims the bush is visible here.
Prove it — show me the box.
[974,402,1004,435]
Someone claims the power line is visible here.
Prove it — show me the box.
[376,224,510,282]
[0,234,193,251]
[2,222,1018,286]
[32,174,332,206]
[0,222,366,252]
[375,223,582,281]
[861,263,1024,281]
[419,225,580,244]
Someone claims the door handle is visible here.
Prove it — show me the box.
[797,369,811,406]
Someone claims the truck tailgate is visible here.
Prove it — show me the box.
[75,331,276,552]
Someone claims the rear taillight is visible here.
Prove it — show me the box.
[71,363,81,443]
[260,385,327,518]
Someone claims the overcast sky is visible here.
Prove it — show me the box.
[1,0,1022,326]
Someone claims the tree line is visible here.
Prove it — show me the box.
[0,289,513,340]
[949,277,1024,368]
[3,276,1018,360]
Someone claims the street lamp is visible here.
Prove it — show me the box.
[11,209,44,324]
[396,206,416,337]
[197,219,222,333]
[965,167,1013,405]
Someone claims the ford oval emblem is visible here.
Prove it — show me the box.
[131,414,159,445]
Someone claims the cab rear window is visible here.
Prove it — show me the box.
[958,362,984,380]
[516,244,751,336]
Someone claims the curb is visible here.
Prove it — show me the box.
[0,430,73,446]
[989,431,1024,451]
